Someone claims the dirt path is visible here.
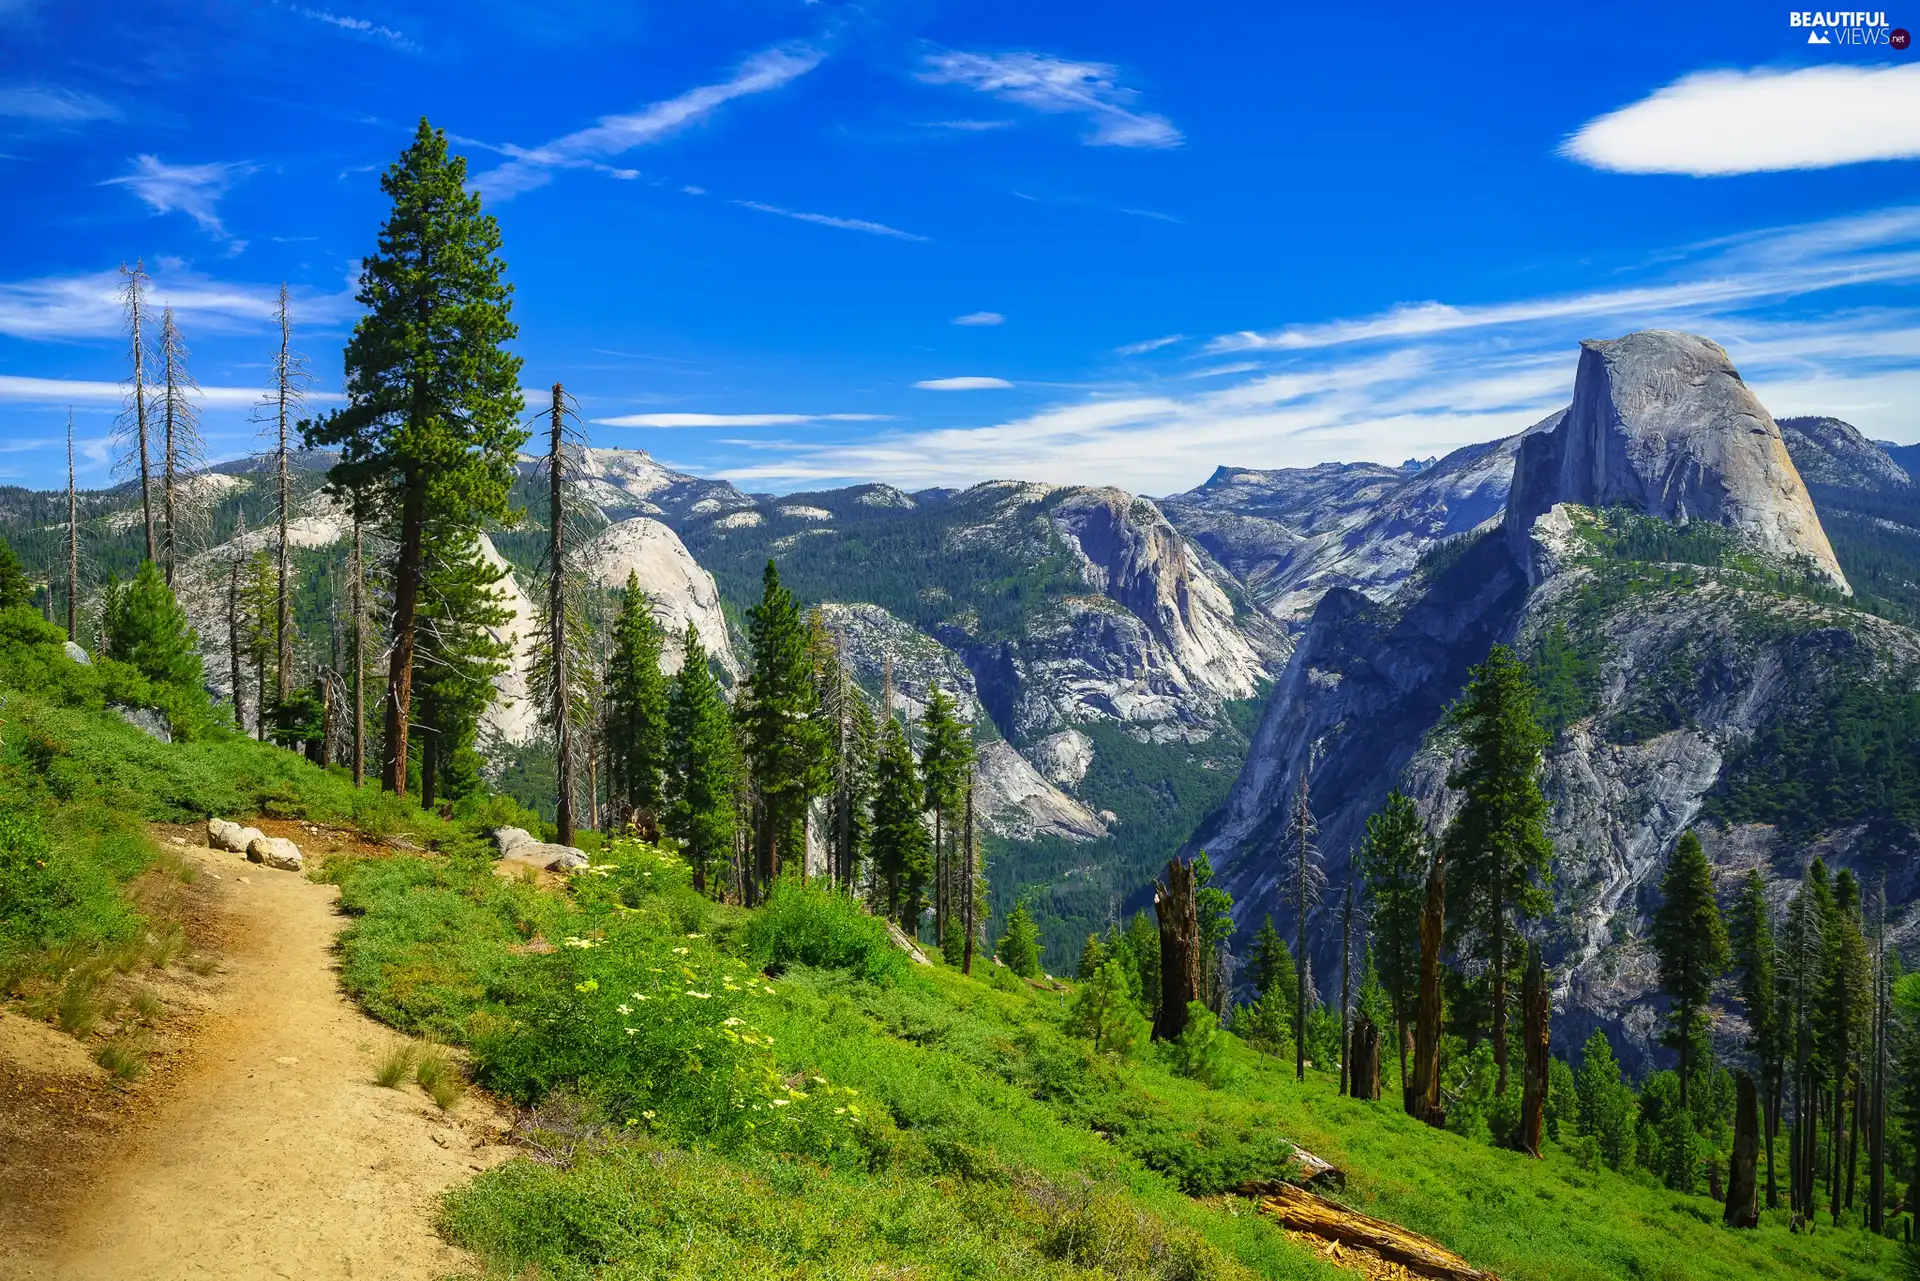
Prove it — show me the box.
[2,827,512,1281]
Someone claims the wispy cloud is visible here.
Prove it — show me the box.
[593,411,891,428]
[295,6,414,49]
[1116,334,1183,356]
[0,374,342,407]
[952,311,1004,326]
[474,45,822,199]
[734,200,927,241]
[914,376,1012,390]
[0,84,120,122]
[104,155,254,243]
[0,266,350,340]
[919,50,1181,149]
[1563,64,1920,176]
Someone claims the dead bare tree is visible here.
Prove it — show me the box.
[65,412,80,642]
[1154,856,1201,1042]
[157,307,206,586]
[530,383,597,844]
[258,284,311,706]
[1409,846,1447,1127]
[1285,766,1326,1081]
[1340,877,1355,1095]
[118,261,156,562]
[227,510,250,732]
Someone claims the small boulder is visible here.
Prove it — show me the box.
[113,705,171,743]
[63,640,91,666]
[228,826,267,856]
[247,834,304,872]
[492,827,538,856]
[207,818,242,849]
[493,826,586,872]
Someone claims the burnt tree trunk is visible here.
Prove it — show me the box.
[1727,1071,1760,1228]
[1517,943,1549,1157]
[1408,849,1446,1127]
[1347,1013,1380,1100]
[1154,857,1200,1042]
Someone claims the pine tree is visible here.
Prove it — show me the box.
[1360,790,1426,1088]
[1070,959,1147,1056]
[65,414,80,642]
[603,572,670,837]
[1122,909,1161,1022]
[741,561,828,896]
[1441,643,1553,1095]
[870,714,929,926]
[834,689,877,892]
[1577,1028,1637,1172]
[1651,830,1730,1111]
[106,559,203,693]
[411,528,512,808]
[1194,853,1235,1013]
[1784,863,1831,1218]
[998,901,1042,978]
[0,537,30,611]
[1823,870,1872,1224]
[306,119,525,797]
[1730,867,1783,1207]
[1285,769,1325,1082]
[918,682,972,948]
[1077,933,1110,980]
[665,624,739,893]
[1238,915,1298,1054]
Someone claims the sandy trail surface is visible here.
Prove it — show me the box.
[2,829,512,1281]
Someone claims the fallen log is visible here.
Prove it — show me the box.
[884,920,932,966]
[1246,1181,1500,1281]
[1287,1144,1346,1190]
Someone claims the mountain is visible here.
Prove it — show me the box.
[1195,329,1920,1073]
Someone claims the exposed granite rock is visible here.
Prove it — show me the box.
[1779,416,1912,491]
[585,517,738,675]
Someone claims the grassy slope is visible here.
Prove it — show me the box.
[324,846,1893,1281]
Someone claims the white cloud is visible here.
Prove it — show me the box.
[914,376,1013,390]
[0,374,341,408]
[1563,64,1920,176]
[1116,333,1182,355]
[0,84,119,122]
[296,7,413,48]
[475,45,822,199]
[104,155,253,241]
[919,50,1181,149]
[733,201,927,241]
[952,311,1004,326]
[0,266,349,340]
[593,412,891,428]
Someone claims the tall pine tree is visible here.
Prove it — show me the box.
[664,623,738,893]
[411,528,512,808]
[741,561,827,896]
[919,682,972,951]
[603,572,670,837]
[1440,643,1553,1095]
[1651,830,1729,1111]
[307,118,525,797]
[1360,790,1426,1087]
[1730,867,1783,1207]
[871,714,929,926]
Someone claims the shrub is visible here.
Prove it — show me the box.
[740,876,905,983]
[1167,1002,1230,1087]
[997,901,1042,978]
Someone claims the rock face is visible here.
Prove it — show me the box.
[1505,331,1848,590]
[536,445,756,525]
[476,533,543,747]
[1779,416,1912,491]
[585,517,738,675]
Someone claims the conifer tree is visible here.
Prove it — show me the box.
[307,119,525,797]
[603,572,669,837]
[241,548,278,738]
[1730,867,1783,1207]
[998,901,1042,978]
[1577,1028,1638,1172]
[106,559,203,693]
[1652,830,1729,1111]
[411,528,512,807]
[1441,643,1553,1094]
[1784,863,1831,1218]
[1238,915,1298,1053]
[741,561,828,896]
[870,714,929,925]
[665,624,738,893]
[1194,853,1235,1014]
[264,286,309,706]
[1120,910,1160,1022]
[833,688,877,891]
[1823,870,1872,1224]
[918,682,973,947]
[1070,960,1146,1056]
[0,537,31,612]
[1077,933,1109,980]
[65,413,80,643]
[1360,790,1426,1086]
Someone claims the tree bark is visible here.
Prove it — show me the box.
[1408,848,1446,1127]
[382,479,423,797]
[962,783,976,976]
[1518,943,1549,1157]
[1153,857,1200,1042]
[1491,872,1508,1096]
[1248,1182,1498,1281]
[1339,878,1353,1097]
[1347,1013,1380,1100]
[548,384,574,846]
[1726,1071,1761,1227]
[350,515,365,788]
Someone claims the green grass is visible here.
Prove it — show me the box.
[320,845,1896,1281]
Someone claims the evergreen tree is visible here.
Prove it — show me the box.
[998,901,1042,978]
[1070,959,1147,1057]
[1576,1028,1638,1172]
[1077,933,1109,981]
[835,691,877,892]
[1194,852,1235,1013]
[741,561,828,895]
[411,528,512,807]
[870,714,929,925]
[306,118,525,797]
[1784,863,1831,1219]
[0,537,31,611]
[602,573,669,837]
[1729,867,1783,1206]
[1238,920,1300,1055]
[1284,770,1325,1082]
[1122,910,1161,1021]
[1651,830,1730,1111]
[1441,643,1553,1094]
[918,682,973,948]
[664,624,739,893]
[1546,1056,1578,1142]
[106,559,203,693]
[1360,790,1426,1086]
[1822,870,1872,1224]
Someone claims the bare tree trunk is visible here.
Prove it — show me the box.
[66,415,79,643]
[122,262,156,564]
[1409,849,1446,1127]
[962,782,976,976]
[1492,873,1509,1096]
[161,320,177,586]
[1340,878,1354,1097]
[274,285,295,708]
[227,518,246,733]
[350,514,365,788]
[1871,886,1888,1232]
[1517,943,1548,1157]
[1153,857,1200,1042]
[1727,1071,1761,1227]
[382,481,423,796]
[316,674,334,768]
[548,384,575,846]
[1348,1014,1380,1100]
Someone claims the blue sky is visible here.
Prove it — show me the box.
[1,0,1917,496]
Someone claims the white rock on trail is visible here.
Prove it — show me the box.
[246,835,305,872]
[210,822,266,855]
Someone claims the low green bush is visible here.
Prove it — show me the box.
[739,875,906,983]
